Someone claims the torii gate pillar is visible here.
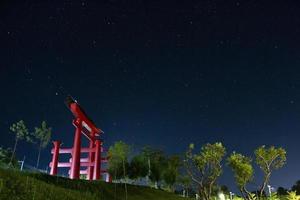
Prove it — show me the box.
[50,141,61,176]
[49,96,110,182]
[93,140,102,180]
[70,118,82,179]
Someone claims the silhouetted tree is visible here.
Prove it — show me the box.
[178,175,192,197]
[227,152,254,200]
[220,185,230,195]
[0,147,18,168]
[255,145,287,197]
[108,141,131,200]
[128,154,148,180]
[292,180,300,195]
[277,187,288,196]
[9,120,31,165]
[184,142,226,200]
[163,155,181,191]
[33,121,52,168]
[141,147,167,188]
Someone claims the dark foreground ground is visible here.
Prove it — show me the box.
[0,168,185,200]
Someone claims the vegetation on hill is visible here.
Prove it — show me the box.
[0,168,185,200]
[1,121,294,200]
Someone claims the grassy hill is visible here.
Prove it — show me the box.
[0,168,185,200]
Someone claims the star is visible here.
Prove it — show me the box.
[92,40,97,47]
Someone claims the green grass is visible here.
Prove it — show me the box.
[0,168,185,200]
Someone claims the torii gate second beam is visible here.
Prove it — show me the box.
[49,96,110,181]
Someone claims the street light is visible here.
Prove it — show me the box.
[229,192,235,200]
[17,156,25,171]
[267,185,275,196]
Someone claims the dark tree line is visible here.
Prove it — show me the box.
[0,120,52,169]
[108,140,288,200]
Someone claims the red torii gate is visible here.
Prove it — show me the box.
[49,96,111,181]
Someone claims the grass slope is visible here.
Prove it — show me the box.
[0,168,184,200]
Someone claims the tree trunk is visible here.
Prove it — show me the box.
[239,188,247,200]
[147,157,151,186]
[9,137,18,165]
[259,172,271,198]
[243,186,254,200]
[186,188,189,198]
[123,159,128,200]
[199,185,209,200]
[208,181,214,200]
[36,143,42,169]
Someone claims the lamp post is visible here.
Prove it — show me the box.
[267,185,274,197]
[18,156,25,171]
[229,192,235,200]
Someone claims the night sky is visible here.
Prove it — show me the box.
[1,0,300,191]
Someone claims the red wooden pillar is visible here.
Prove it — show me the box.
[70,119,82,179]
[87,134,95,180]
[50,141,61,175]
[93,140,102,180]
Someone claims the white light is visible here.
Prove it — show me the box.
[82,121,91,132]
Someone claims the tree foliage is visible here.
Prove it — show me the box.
[227,152,254,200]
[163,155,181,191]
[9,120,31,165]
[10,120,31,142]
[34,121,52,149]
[277,187,288,196]
[292,181,300,196]
[33,121,52,168]
[108,141,131,200]
[255,145,286,197]
[185,142,226,200]
[178,175,192,197]
[141,147,167,187]
[108,141,131,178]
[0,147,18,168]
[128,154,148,180]
[287,191,300,200]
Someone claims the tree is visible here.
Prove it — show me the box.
[269,192,280,200]
[9,120,31,165]
[286,191,300,200]
[108,141,131,200]
[292,181,300,195]
[178,175,192,197]
[141,146,167,188]
[128,154,148,180]
[163,155,181,191]
[184,142,226,200]
[255,145,286,197]
[0,147,18,168]
[227,152,254,200]
[147,149,167,188]
[220,185,229,195]
[33,121,52,168]
[277,187,288,196]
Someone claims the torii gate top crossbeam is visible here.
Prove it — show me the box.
[65,96,103,140]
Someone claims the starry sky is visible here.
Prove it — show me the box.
[1,0,300,191]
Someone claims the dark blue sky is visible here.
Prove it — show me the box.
[1,0,300,192]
